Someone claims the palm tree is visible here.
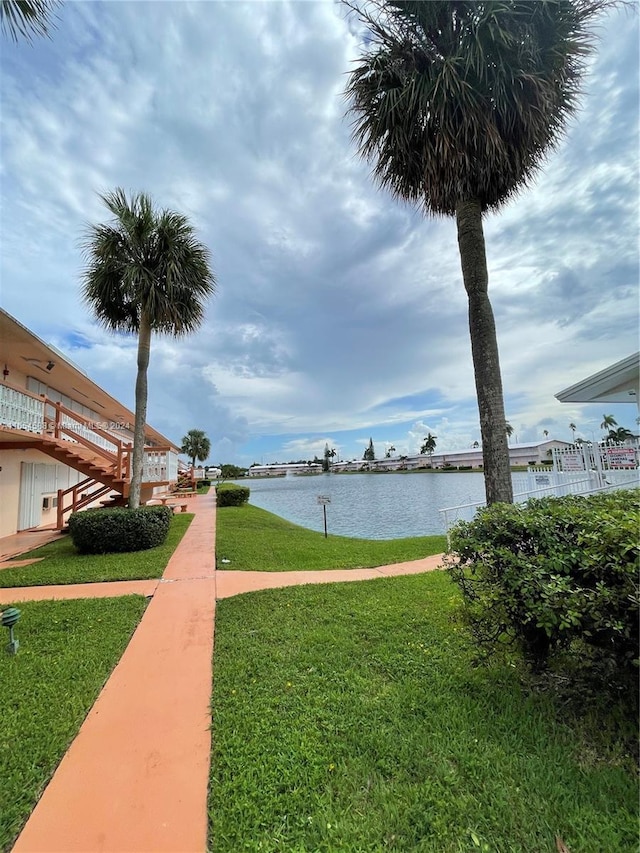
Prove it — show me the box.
[1,0,59,41]
[385,444,396,458]
[607,426,633,444]
[569,422,577,442]
[505,422,514,444]
[600,414,617,434]
[181,429,211,469]
[81,188,216,508]
[420,432,437,466]
[344,0,611,504]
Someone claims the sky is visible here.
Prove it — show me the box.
[1,1,638,467]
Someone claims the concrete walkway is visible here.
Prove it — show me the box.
[6,494,444,852]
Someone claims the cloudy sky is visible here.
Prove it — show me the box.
[1,1,638,466]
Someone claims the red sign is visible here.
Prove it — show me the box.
[605,447,637,468]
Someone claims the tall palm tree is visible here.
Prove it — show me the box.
[181,429,211,469]
[1,0,59,41]
[600,414,617,434]
[420,432,437,465]
[505,422,514,444]
[569,422,577,442]
[81,189,216,508]
[344,0,612,504]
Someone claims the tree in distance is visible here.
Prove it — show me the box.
[182,429,211,468]
[420,432,437,466]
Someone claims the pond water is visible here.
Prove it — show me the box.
[233,471,531,540]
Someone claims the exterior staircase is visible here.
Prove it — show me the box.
[1,390,179,530]
[38,435,129,495]
[35,433,131,528]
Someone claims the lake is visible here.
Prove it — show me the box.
[234,471,532,540]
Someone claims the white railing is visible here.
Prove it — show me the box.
[59,413,120,452]
[439,473,640,537]
[0,384,45,433]
[142,449,178,483]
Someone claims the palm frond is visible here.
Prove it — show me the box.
[343,0,619,215]
[80,188,217,337]
[1,0,60,42]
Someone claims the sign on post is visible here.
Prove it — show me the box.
[317,495,331,537]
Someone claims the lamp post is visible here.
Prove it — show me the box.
[2,607,21,654]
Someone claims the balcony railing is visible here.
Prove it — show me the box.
[0,383,45,433]
[1,383,176,487]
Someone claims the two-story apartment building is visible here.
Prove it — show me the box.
[0,309,182,538]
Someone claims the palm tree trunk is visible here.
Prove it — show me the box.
[456,199,513,505]
[129,312,151,509]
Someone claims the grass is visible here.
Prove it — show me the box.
[216,504,447,571]
[209,572,637,852]
[0,595,147,850]
[0,514,194,587]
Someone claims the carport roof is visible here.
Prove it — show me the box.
[555,353,639,404]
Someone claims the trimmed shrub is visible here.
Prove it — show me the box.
[197,479,211,487]
[446,490,639,672]
[216,484,250,507]
[68,505,174,554]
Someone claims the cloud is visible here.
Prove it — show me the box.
[1,1,637,465]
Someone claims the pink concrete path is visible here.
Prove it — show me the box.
[216,553,444,599]
[8,493,444,852]
[13,493,217,853]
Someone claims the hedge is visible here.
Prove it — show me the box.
[68,505,174,554]
[445,490,639,672]
[215,484,250,507]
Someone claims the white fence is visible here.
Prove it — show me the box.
[439,440,639,536]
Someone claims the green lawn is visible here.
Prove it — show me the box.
[0,514,194,587]
[0,596,147,850]
[216,504,447,571]
[209,572,637,853]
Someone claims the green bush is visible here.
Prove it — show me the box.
[216,484,250,507]
[68,505,174,554]
[197,479,211,487]
[446,490,639,672]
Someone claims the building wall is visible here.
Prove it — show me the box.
[0,448,124,538]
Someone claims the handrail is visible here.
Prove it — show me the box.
[53,402,125,451]
[53,402,133,480]
[56,479,113,528]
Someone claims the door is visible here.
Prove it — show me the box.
[18,462,41,530]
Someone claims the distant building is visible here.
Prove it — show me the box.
[332,440,571,473]
[248,463,323,477]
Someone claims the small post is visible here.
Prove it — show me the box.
[317,495,331,538]
[2,607,21,655]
